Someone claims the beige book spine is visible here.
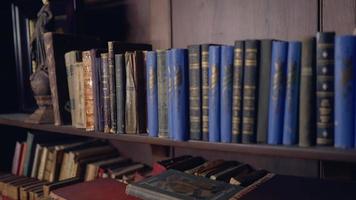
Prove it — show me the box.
[37,147,48,180]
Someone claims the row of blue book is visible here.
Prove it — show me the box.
[146,32,356,149]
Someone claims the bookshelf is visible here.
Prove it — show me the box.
[1,113,356,163]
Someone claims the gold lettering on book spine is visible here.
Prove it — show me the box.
[210,65,218,89]
[272,60,283,103]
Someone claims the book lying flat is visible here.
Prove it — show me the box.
[126,169,243,200]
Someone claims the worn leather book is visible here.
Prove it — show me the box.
[72,58,86,129]
[31,144,43,178]
[109,163,145,179]
[1,176,29,198]
[201,161,239,178]
[2,177,38,200]
[157,50,168,138]
[256,40,272,144]
[43,177,82,198]
[126,169,243,200]
[50,178,139,200]
[168,156,205,171]
[115,54,125,134]
[201,44,210,141]
[146,51,159,137]
[100,53,111,133]
[0,175,24,193]
[316,32,335,146]
[210,163,249,182]
[85,157,126,181]
[44,32,102,126]
[299,37,316,147]
[97,158,131,178]
[19,180,47,200]
[91,50,105,132]
[242,40,260,144]
[194,160,225,176]
[166,50,174,139]
[230,169,269,187]
[125,51,147,134]
[82,51,95,131]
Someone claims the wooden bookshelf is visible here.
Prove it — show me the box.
[1,113,356,163]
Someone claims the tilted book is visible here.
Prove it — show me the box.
[232,41,244,143]
[334,35,356,149]
[157,50,169,138]
[267,41,288,145]
[316,32,335,146]
[242,40,260,144]
[220,45,234,143]
[126,170,243,200]
[146,51,159,137]
[299,37,316,147]
[208,46,221,142]
[283,41,301,145]
[201,44,210,141]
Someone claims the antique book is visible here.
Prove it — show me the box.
[37,145,49,180]
[220,45,234,143]
[50,178,139,200]
[256,40,272,144]
[82,51,95,131]
[232,41,245,143]
[115,54,125,134]
[31,144,43,178]
[3,177,38,200]
[201,44,210,141]
[230,169,269,186]
[157,50,168,138]
[19,180,47,200]
[126,169,243,200]
[125,51,147,134]
[209,45,221,142]
[166,50,173,139]
[85,157,126,181]
[283,41,301,145]
[188,45,202,140]
[72,58,86,129]
[316,32,335,146]
[156,155,192,170]
[101,53,111,133]
[92,50,105,132]
[210,164,250,182]
[168,156,205,172]
[203,161,240,178]
[194,160,225,176]
[43,177,82,198]
[334,35,356,149]
[109,163,145,179]
[44,32,102,125]
[267,41,288,145]
[97,158,131,178]
[171,49,189,141]
[242,40,260,144]
[146,51,159,137]
[11,142,21,175]
[299,37,316,147]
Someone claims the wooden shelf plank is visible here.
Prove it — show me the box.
[1,113,356,162]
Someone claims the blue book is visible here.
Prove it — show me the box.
[267,41,288,145]
[283,41,301,145]
[166,50,174,139]
[220,45,234,143]
[335,35,356,149]
[171,49,189,141]
[209,46,221,142]
[146,51,159,137]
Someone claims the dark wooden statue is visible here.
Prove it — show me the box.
[26,0,54,124]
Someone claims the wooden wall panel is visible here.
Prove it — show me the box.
[172,0,318,48]
[323,0,356,34]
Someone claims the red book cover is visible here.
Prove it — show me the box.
[151,163,166,176]
[18,143,28,176]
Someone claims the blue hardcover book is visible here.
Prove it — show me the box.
[335,35,356,149]
[283,41,301,145]
[209,46,221,142]
[146,51,159,137]
[220,45,234,143]
[267,41,288,145]
[166,50,174,139]
[171,49,189,141]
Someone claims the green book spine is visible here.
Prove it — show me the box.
[201,44,210,141]
[157,50,168,138]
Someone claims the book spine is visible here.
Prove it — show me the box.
[283,41,301,145]
[91,50,102,132]
[157,50,168,138]
[232,41,244,143]
[125,52,138,134]
[83,51,95,131]
[97,55,105,132]
[208,46,221,142]
[101,53,111,133]
[137,51,147,134]
[188,45,202,140]
[171,49,189,141]
[167,50,174,139]
[108,42,117,133]
[201,44,210,141]
[115,54,125,134]
[257,40,272,144]
[334,35,356,149]
[146,51,159,137]
[316,32,335,146]
[299,37,316,147]
[64,52,76,127]
[220,45,234,143]
[77,62,86,128]
[242,40,260,144]
[267,41,288,145]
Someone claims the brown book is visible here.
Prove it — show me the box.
[3,178,38,200]
[82,50,95,131]
[19,181,47,200]
[0,175,22,193]
[44,32,102,125]
[124,51,147,134]
[109,163,145,179]
[1,176,29,197]
[85,157,126,181]
[194,160,225,176]
[43,177,82,198]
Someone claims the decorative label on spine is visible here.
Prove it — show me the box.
[166,50,174,139]
[208,46,221,142]
[108,42,117,133]
[242,40,260,144]
[146,51,159,137]
[267,41,288,145]
[157,50,168,138]
[171,49,189,141]
[299,37,316,147]
[115,54,125,134]
[220,45,234,143]
[188,45,202,140]
[232,41,244,143]
[101,53,111,133]
[335,35,356,149]
[82,51,95,131]
[283,41,301,145]
[316,32,335,146]
[201,44,210,141]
